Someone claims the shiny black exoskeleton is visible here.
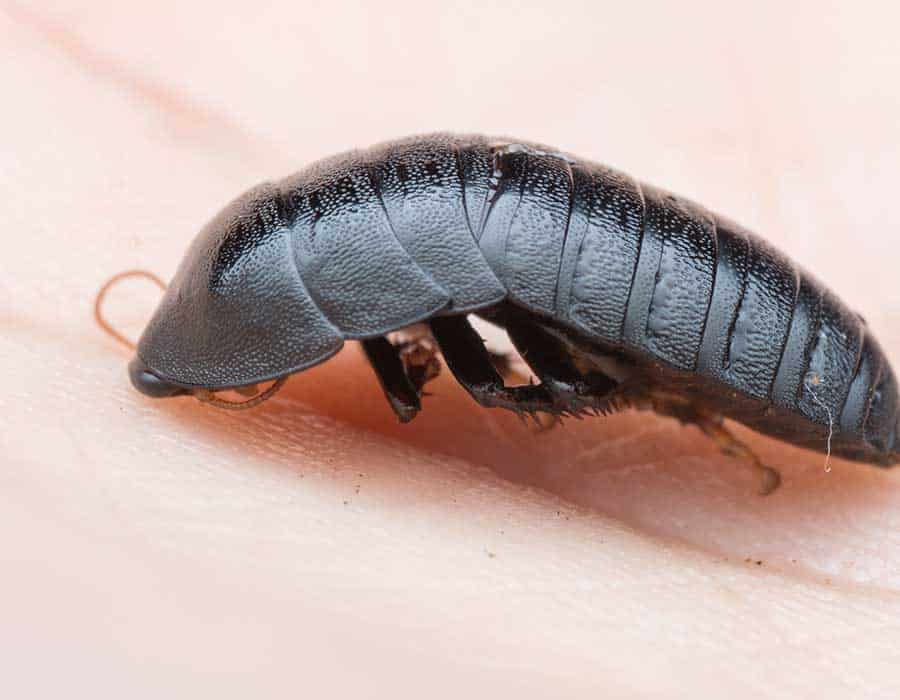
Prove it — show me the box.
[130,133,899,469]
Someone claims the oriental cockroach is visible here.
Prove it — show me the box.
[99,133,900,494]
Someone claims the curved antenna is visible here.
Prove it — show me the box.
[94,269,167,350]
[195,377,289,410]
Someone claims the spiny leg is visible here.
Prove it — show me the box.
[487,345,562,432]
[679,406,781,496]
[428,314,556,415]
[361,337,421,423]
[485,336,558,430]
[504,316,619,418]
[486,348,532,387]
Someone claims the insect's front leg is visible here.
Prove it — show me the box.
[361,337,421,423]
[387,325,442,395]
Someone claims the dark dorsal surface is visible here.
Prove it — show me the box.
[461,135,896,465]
[134,133,898,466]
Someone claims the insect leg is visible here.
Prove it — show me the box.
[361,337,421,423]
[429,315,557,415]
[691,410,781,496]
[503,317,619,417]
[486,343,563,431]
[389,324,526,394]
[486,349,531,386]
[388,325,442,394]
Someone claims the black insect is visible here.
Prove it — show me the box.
[120,133,899,493]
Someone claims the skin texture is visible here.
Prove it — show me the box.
[3,1,900,697]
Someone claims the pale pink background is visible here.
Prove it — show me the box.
[3,1,900,697]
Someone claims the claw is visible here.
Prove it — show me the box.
[688,406,783,496]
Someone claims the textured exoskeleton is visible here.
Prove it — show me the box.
[129,133,899,470]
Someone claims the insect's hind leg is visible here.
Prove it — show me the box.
[361,337,421,423]
[655,398,782,496]
[694,412,782,496]
[502,316,619,417]
[428,315,557,415]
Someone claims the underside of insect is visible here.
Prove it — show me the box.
[116,133,899,494]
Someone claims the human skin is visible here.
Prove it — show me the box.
[3,1,900,697]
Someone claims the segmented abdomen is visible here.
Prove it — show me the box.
[277,133,896,460]
[466,136,897,459]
